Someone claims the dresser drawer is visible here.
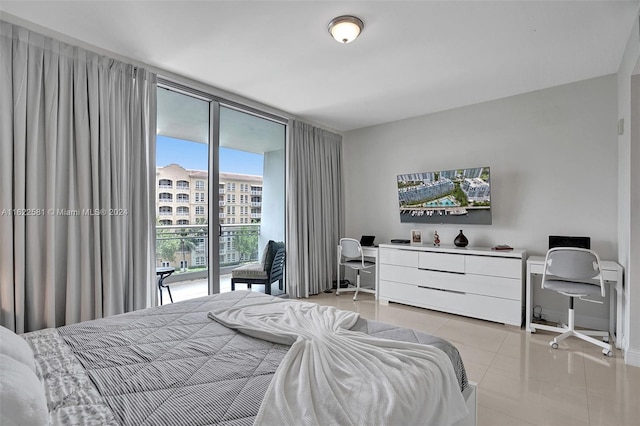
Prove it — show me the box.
[418,252,465,273]
[465,255,521,279]
[379,280,522,325]
[418,269,522,300]
[380,248,418,267]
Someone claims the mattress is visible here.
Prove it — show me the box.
[22,291,468,425]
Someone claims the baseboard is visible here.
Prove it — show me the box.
[624,347,640,367]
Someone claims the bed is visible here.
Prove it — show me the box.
[3,291,477,425]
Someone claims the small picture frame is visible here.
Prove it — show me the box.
[410,229,422,244]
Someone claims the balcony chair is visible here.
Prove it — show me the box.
[336,238,376,301]
[231,241,285,295]
[536,247,612,356]
[156,267,175,305]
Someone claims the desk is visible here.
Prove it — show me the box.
[156,267,175,305]
[526,256,623,348]
[336,245,379,299]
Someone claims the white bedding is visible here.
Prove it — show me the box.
[208,299,468,426]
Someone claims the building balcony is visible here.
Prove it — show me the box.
[156,275,229,306]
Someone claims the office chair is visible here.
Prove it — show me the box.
[336,238,376,301]
[537,247,612,356]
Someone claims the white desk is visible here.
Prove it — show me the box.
[526,256,624,348]
[336,246,379,299]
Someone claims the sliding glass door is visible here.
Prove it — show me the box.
[155,87,211,303]
[218,106,286,294]
[155,84,286,303]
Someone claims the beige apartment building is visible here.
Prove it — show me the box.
[156,164,262,226]
[156,164,262,268]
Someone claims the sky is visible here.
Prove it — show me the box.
[156,135,264,175]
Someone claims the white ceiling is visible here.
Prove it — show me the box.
[1,1,638,132]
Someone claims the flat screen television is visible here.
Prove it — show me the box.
[397,166,491,225]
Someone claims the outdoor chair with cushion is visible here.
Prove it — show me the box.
[231,240,285,295]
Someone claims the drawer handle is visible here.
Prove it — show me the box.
[418,267,465,275]
[418,285,466,295]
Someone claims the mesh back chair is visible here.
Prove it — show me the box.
[336,238,376,301]
[536,247,612,356]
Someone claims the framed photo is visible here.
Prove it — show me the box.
[410,229,422,244]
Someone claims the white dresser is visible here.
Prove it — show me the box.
[378,244,527,326]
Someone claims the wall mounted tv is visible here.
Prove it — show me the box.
[397,166,491,225]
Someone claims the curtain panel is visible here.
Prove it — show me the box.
[0,22,157,333]
[286,120,343,298]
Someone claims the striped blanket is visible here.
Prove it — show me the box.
[23,291,468,425]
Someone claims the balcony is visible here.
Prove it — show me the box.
[157,275,233,305]
[156,224,270,304]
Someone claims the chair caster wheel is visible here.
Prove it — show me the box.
[550,342,559,349]
[603,349,612,357]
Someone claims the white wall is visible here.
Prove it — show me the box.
[617,9,640,366]
[343,75,618,330]
[259,148,286,251]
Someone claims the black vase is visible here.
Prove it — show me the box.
[454,230,468,247]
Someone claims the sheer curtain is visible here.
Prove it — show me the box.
[286,120,343,298]
[0,22,157,333]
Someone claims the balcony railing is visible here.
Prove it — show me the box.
[156,224,261,276]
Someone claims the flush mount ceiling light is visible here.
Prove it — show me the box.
[328,15,364,44]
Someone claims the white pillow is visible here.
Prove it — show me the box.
[0,354,49,426]
[0,326,36,373]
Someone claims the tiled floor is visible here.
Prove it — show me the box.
[304,292,640,426]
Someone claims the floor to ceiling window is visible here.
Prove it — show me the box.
[155,84,286,304]
[218,106,286,294]
[155,87,210,304]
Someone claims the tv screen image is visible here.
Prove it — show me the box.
[397,166,492,225]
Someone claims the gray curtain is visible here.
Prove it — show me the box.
[0,22,157,333]
[286,120,343,298]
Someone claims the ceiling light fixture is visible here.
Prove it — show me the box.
[328,15,364,44]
